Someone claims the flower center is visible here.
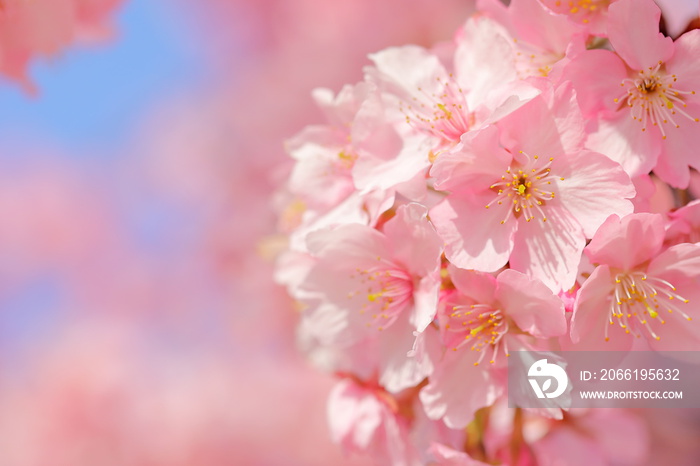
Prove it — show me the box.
[401,75,473,151]
[444,303,510,365]
[349,264,413,331]
[485,152,562,224]
[606,271,692,342]
[615,62,699,139]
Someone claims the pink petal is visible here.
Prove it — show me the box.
[384,203,442,277]
[287,146,355,209]
[509,205,586,292]
[495,269,566,339]
[419,350,503,429]
[545,82,587,155]
[647,243,700,287]
[367,45,446,101]
[288,190,392,252]
[584,111,661,179]
[311,83,370,127]
[653,103,700,189]
[454,16,517,110]
[585,213,665,270]
[646,301,700,351]
[476,0,510,29]
[537,0,612,35]
[431,125,511,192]
[413,274,441,331]
[327,379,382,450]
[352,91,433,193]
[430,192,516,272]
[448,266,499,306]
[505,0,582,53]
[555,149,635,238]
[665,30,700,91]
[306,223,387,260]
[497,93,568,159]
[607,0,673,70]
[300,299,359,347]
[377,315,436,393]
[564,49,628,116]
[569,265,634,351]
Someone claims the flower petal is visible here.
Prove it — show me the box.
[430,191,516,272]
[653,103,700,189]
[378,316,437,393]
[419,350,503,429]
[431,125,511,192]
[454,16,517,110]
[607,0,673,71]
[509,205,585,292]
[555,149,635,238]
[564,49,628,117]
[384,203,442,277]
[495,269,566,339]
[569,265,633,351]
[585,213,665,270]
[449,266,499,306]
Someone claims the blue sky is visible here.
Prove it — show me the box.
[0,0,205,156]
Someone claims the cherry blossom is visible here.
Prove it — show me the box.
[430,85,634,291]
[270,0,700,462]
[566,0,700,187]
[420,267,565,428]
[571,213,700,350]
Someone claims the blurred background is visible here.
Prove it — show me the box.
[0,0,473,464]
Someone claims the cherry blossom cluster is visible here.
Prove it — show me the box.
[274,0,700,463]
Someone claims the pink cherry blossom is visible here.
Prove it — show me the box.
[268,0,700,462]
[279,81,403,253]
[570,213,700,350]
[356,14,539,196]
[430,84,634,291]
[285,83,369,215]
[298,203,442,338]
[565,0,700,187]
[419,267,566,429]
[290,203,442,392]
